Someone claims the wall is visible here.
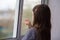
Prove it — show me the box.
[48,0,60,40]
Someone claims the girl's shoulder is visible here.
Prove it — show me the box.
[28,27,36,33]
[22,27,36,40]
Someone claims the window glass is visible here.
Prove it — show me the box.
[0,0,19,39]
[21,0,41,36]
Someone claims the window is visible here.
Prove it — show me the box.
[0,0,46,40]
[0,0,20,39]
[21,0,41,37]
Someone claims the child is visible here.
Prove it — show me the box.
[22,4,51,40]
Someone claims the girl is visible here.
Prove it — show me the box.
[22,4,51,40]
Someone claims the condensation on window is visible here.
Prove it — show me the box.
[0,0,19,39]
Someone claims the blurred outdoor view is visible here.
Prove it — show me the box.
[0,0,18,39]
[21,0,41,36]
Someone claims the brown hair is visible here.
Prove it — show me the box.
[33,4,51,40]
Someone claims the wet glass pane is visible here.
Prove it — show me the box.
[0,0,19,39]
[21,0,41,37]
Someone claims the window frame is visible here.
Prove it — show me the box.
[41,0,49,5]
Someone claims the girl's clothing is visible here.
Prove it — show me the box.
[22,27,36,40]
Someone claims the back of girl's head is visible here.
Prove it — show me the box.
[32,4,51,40]
[33,4,51,30]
